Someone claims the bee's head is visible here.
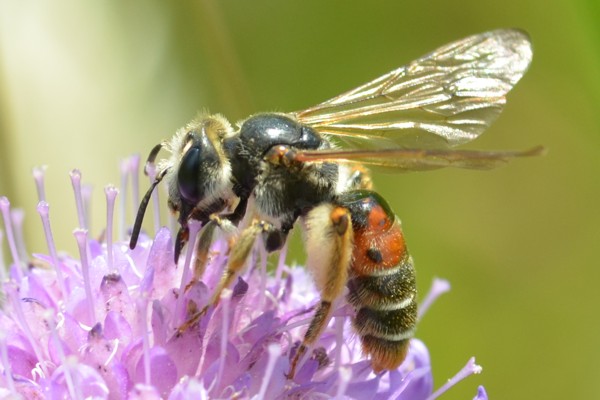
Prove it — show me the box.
[130,114,235,252]
[167,115,234,220]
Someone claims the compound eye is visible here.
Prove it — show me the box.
[178,146,201,203]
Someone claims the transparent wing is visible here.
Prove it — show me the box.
[294,29,533,149]
[295,146,544,172]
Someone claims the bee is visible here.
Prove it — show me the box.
[130,29,540,378]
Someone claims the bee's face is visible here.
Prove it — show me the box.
[162,115,235,225]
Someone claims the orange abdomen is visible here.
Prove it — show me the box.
[338,190,417,372]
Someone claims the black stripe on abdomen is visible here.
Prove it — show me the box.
[347,258,416,311]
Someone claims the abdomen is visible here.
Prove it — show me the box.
[338,190,417,372]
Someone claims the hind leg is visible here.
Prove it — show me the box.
[287,204,353,378]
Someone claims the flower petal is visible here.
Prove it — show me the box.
[134,346,178,397]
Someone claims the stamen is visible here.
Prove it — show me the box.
[69,170,87,230]
[129,155,141,210]
[275,239,289,282]
[257,238,268,311]
[216,288,232,390]
[118,159,129,241]
[140,260,155,298]
[418,278,451,321]
[136,297,151,386]
[334,366,351,399]
[73,229,96,324]
[175,219,202,321]
[37,201,67,300]
[263,289,279,311]
[5,283,48,377]
[256,343,281,399]
[168,210,177,240]
[104,186,119,272]
[334,316,345,371]
[32,165,47,202]
[0,230,6,282]
[385,368,414,398]
[43,309,79,400]
[63,355,84,400]
[81,184,93,233]
[426,357,482,400]
[11,208,28,262]
[104,338,120,367]
[0,197,23,281]
[0,327,16,396]
[474,386,488,400]
[279,315,313,333]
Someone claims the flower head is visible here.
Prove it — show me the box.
[0,163,485,399]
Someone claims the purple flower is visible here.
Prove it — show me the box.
[0,163,486,399]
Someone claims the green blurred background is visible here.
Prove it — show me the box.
[0,1,598,398]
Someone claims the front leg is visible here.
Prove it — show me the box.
[191,210,243,284]
[177,219,277,334]
[206,219,274,307]
[180,196,249,286]
[174,198,228,263]
[287,203,353,379]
